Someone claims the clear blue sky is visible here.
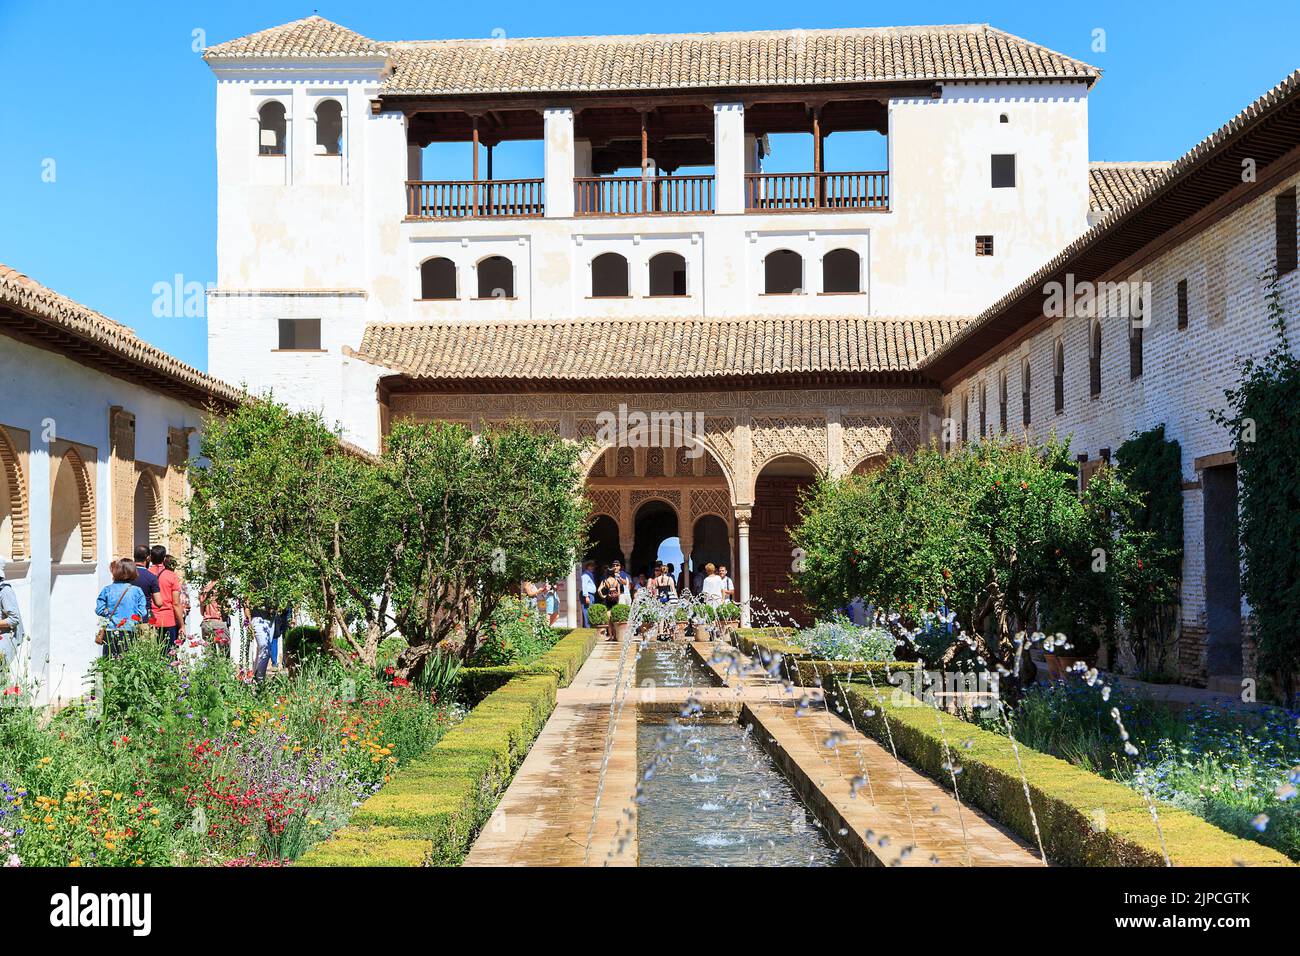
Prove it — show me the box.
[2,0,1297,371]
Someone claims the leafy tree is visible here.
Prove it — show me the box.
[793,437,1164,681]
[185,403,589,678]
[1213,273,1300,706]
[181,395,372,658]
[370,420,588,677]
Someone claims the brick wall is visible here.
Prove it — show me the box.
[944,171,1300,686]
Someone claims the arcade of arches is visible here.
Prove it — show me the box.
[384,386,937,625]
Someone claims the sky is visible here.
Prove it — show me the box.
[2,0,1298,371]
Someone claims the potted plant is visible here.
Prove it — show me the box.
[587,602,609,638]
[637,601,662,636]
[716,601,742,638]
[608,602,630,641]
[673,604,691,640]
[693,603,715,640]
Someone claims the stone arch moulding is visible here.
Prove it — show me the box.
[0,425,29,561]
[576,432,740,507]
[61,445,97,563]
[134,467,166,549]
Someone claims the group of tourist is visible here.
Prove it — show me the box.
[91,545,291,683]
[576,558,735,626]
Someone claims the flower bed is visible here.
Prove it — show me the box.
[829,678,1292,867]
[298,627,598,867]
[0,635,458,867]
[995,682,1300,861]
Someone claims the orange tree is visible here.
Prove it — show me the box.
[792,437,1168,678]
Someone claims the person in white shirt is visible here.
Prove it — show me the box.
[717,564,735,602]
[700,563,724,604]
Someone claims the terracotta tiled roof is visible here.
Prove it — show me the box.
[206,18,1100,93]
[204,15,390,59]
[923,68,1300,380]
[0,265,244,409]
[1088,162,1172,212]
[355,316,969,385]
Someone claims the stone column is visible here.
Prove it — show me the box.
[544,108,575,218]
[713,103,746,214]
[735,507,752,626]
[566,561,579,628]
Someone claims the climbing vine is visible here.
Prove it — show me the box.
[1114,424,1184,678]
[1212,272,1300,706]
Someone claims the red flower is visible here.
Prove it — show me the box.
[384,666,395,676]
[392,677,410,688]
[130,614,141,622]
[2,686,19,696]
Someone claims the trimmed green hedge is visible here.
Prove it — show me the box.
[792,659,918,688]
[831,680,1293,867]
[456,628,599,706]
[299,628,599,867]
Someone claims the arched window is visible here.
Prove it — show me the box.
[133,472,163,553]
[50,448,93,564]
[763,250,803,294]
[315,100,343,156]
[978,382,987,437]
[1053,341,1065,413]
[420,257,457,300]
[821,248,861,294]
[1021,358,1032,427]
[960,394,969,444]
[477,256,514,299]
[258,101,287,156]
[648,252,687,296]
[1089,321,1102,398]
[591,253,629,298]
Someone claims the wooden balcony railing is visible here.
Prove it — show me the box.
[574,175,714,216]
[406,179,545,219]
[744,171,889,212]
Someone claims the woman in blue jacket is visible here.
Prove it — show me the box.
[95,558,150,657]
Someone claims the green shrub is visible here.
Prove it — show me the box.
[717,602,742,621]
[790,616,896,662]
[297,674,560,867]
[587,603,609,626]
[609,603,630,624]
[469,596,559,666]
[282,625,325,666]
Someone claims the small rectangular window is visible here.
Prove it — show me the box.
[1276,188,1297,275]
[278,319,322,351]
[1176,278,1189,329]
[975,235,994,257]
[991,154,1016,188]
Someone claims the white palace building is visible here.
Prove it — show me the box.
[3,15,1299,699]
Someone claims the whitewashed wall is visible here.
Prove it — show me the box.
[943,170,1300,683]
[208,63,1094,453]
[0,337,207,704]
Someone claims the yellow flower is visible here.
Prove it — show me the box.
[70,858,81,867]
[39,756,51,765]
[232,719,243,729]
